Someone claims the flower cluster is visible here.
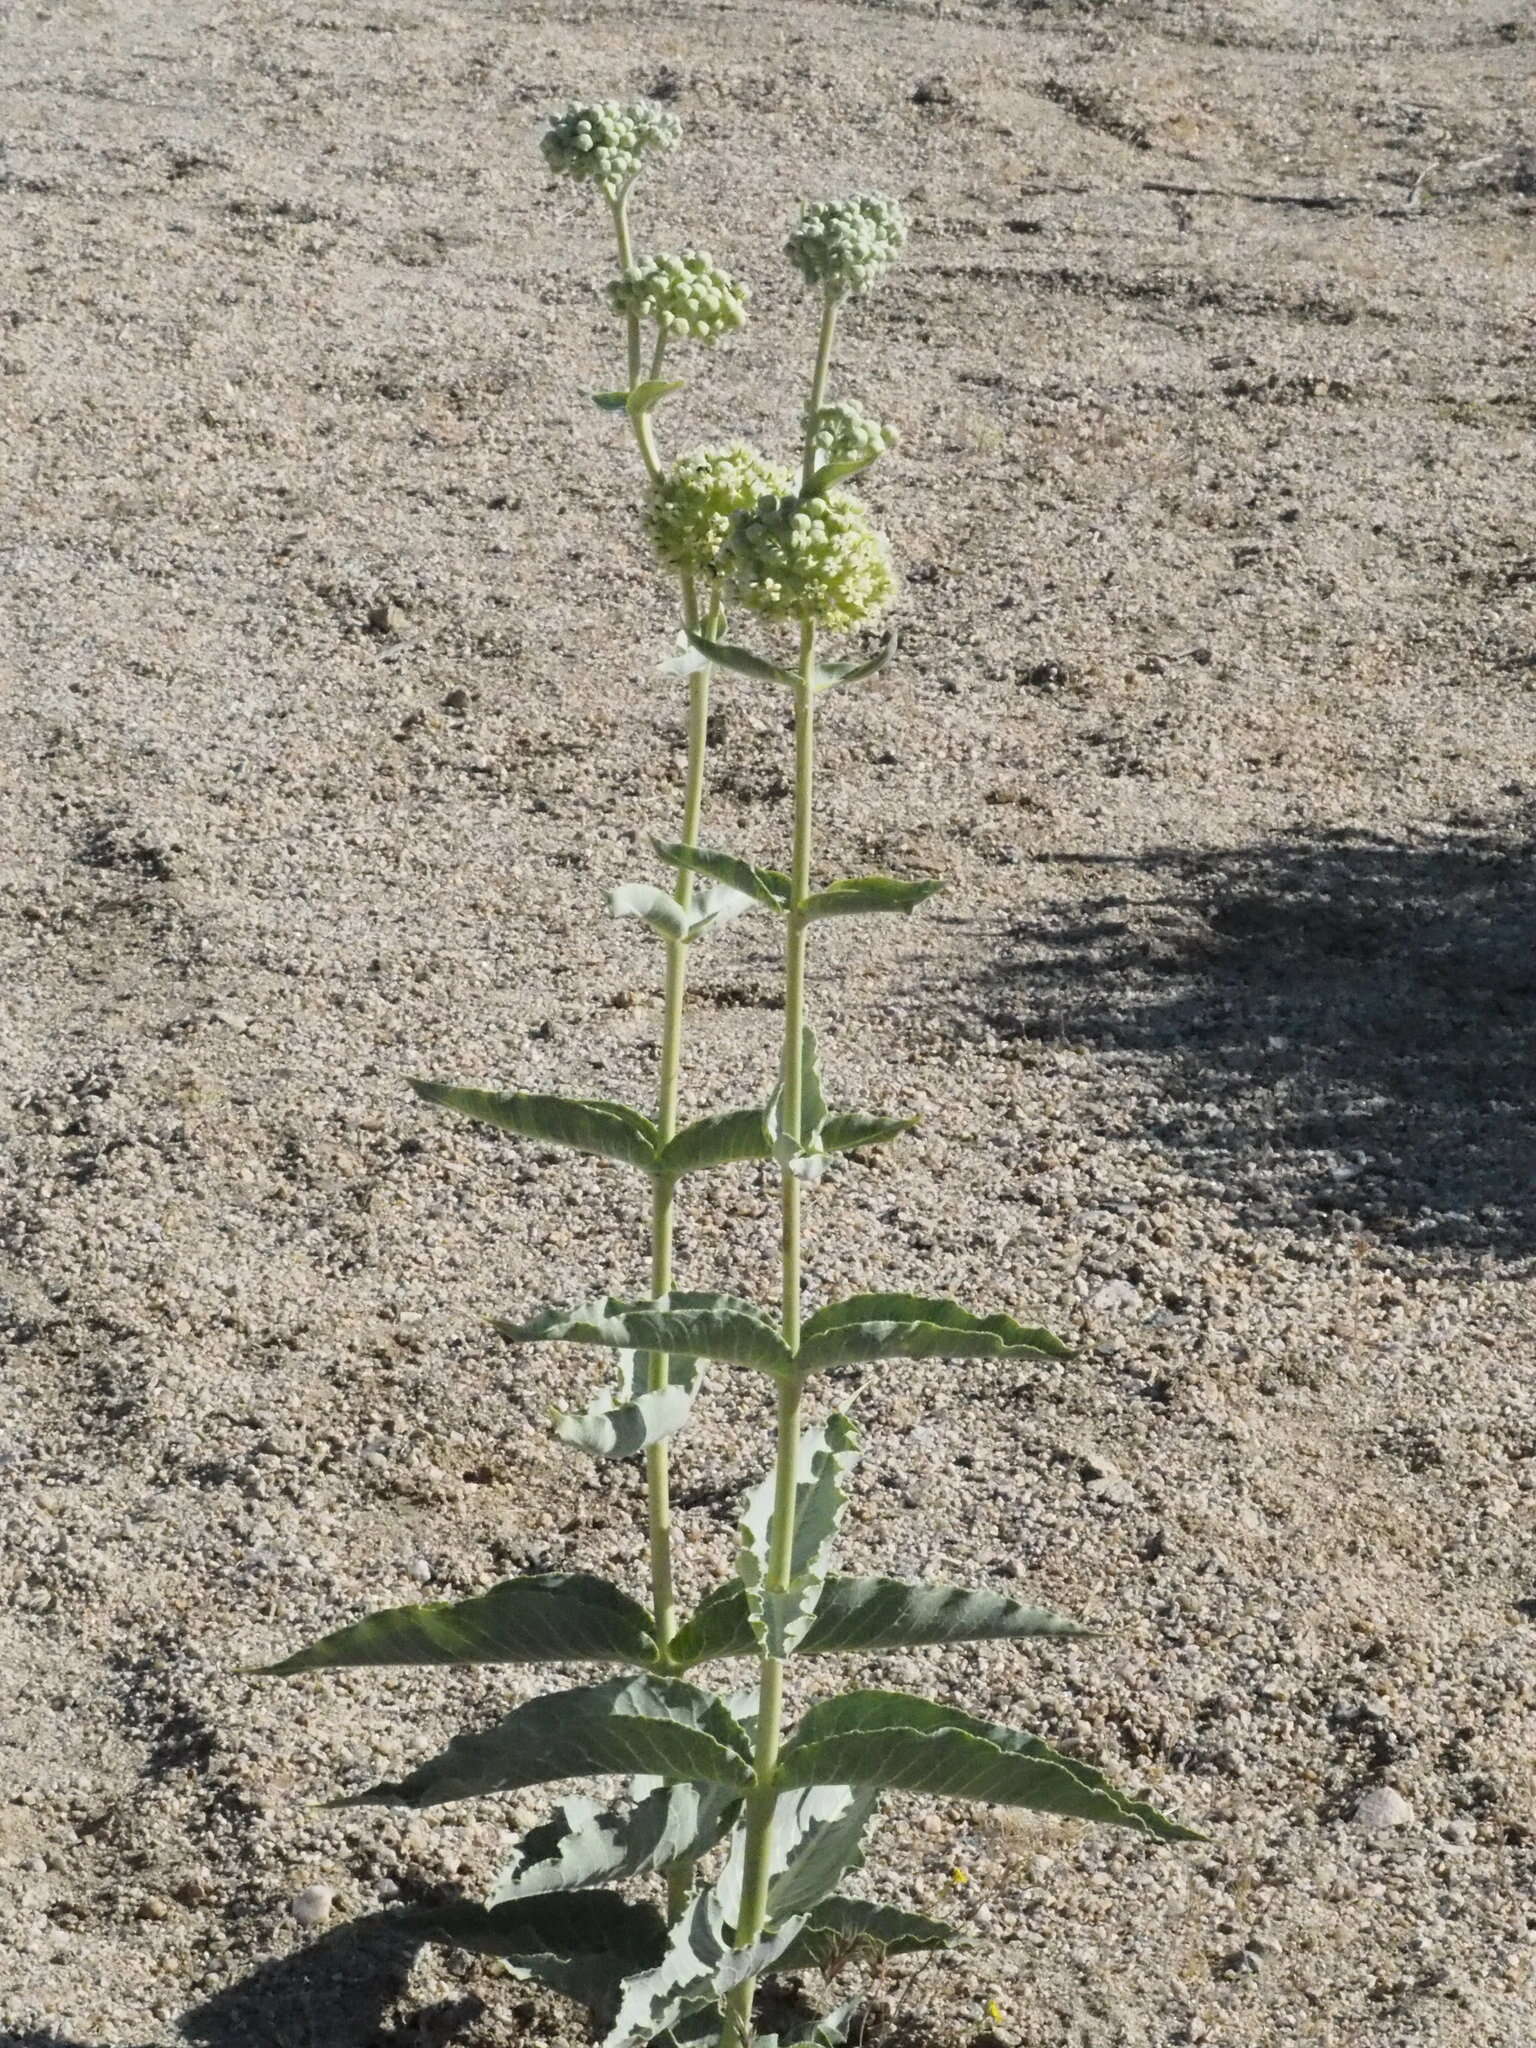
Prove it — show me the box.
[647,445,794,578]
[608,253,749,344]
[786,194,908,298]
[721,488,896,630]
[540,100,681,201]
[805,400,898,475]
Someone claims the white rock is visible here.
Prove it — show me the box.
[1089,1278,1141,1314]
[1353,1786,1414,1831]
[289,1883,334,1928]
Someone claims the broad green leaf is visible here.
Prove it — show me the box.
[609,881,693,943]
[554,1350,705,1460]
[656,1105,775,1177]
[795,1293,1070,1376]
[690,882,763,937]
[804,452,878,497]
[718,1784,880,1924]
[759,1999,863,2048]
[768,1024,830,1183]
[489,1780,741,1904]
[411,1081,658,1171]
[593,379,686,418]
[684,630,799,688]
[654,839,792,911]
[668,1573,1089,1667]
[593,389,632,412]
[738,1414,860,1659]
[658,634,712,679]
[427,1891,665,2026]
[496,1292,793,1380]
[778,1691,1202,1842]
[603,1886,806,2048]
[260,1572,657,1676]
[812,636,896,692]
[800,876,944,923]
[779,1896,960,1972]
[345,1674,753,1810]
[819,1110,918,1156]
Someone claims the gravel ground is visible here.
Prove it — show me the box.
[4,2,1535,2045]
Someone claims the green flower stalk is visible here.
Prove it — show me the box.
[254,152,1205,2048]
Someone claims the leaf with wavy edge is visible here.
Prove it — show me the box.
[656,1106,775,1177]
[800,877,944,924]
[344,1675,753,1810]
[427,1891,665,2026]
[653,839,792,912]
[717,1784,880,1926]
[768,1024,830,1183]
[777,1691,1202,1841]
[411,1082,658,1171]
[488,1779,741,1904]
[778,1897,960,1972]
[608,880,761,943]
[818,1110,918,1156]
[667,1573,1091,1668]
[795,1293,1070,1375]
[260,1572,657,1676]
[553,1351,705,1460]
[602,1885,806,2048]
[495,1293,794,1380]
[812,636,895,692]
[738,1414,860,1659]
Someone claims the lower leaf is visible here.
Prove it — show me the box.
[603,1886,806,2048]
[779,1896,960,1973]
[428,1890,665,2027]
[489,1779,741,1903]
[554,1350,705,1461]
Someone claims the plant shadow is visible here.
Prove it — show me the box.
[980,818,1536,1256]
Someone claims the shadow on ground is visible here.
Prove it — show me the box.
[983,819,1536,1256]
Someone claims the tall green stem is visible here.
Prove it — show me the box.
[721,623,818,2048]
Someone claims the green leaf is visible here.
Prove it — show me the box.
[668,1573,1089,1667]
[800,877,944,924]
[553,1350,705,1460]
[653,839,792,911]
[720,1785,880,1923]
[768,1024,830,1183]
[812,636,896,692]
[411,1081,658,1171]
[738,1414,860,1659]
[658,635,712,680]
[345,1675,753,1810]
[803,453,879,498]
[489,1780,741,1903]
[496,1292,793,1380]
[603,1887,806,2048]
[260,1572,657,1676]
[656,1105,775,1177]
[819,1110,918,1156]
[795,1293,1070,1376]
[593,379,686,418]
[777,1691,1202,1842]
[608,881,694,943]
[427,1891,665,2026]
[779,1896,960,1972]
[684,631,799,688]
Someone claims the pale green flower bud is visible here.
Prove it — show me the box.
[541,100,681,202]
[786,194,907,298]
[720,488,897,631]
[648,445,795,579]
[608,253,749,344]
[804,400,898,473]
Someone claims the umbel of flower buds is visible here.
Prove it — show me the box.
[786,194,908,298]
[648,445,795,579]
[541,100,681,202]
[805,400,898,473]
[609,254,749,344]
[721,489,897,631]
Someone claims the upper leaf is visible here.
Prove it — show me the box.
[259,1571,658,1676]
[768,1024,830,1184]
[602,1886,805,2048]
[553,1350,705,1461]
[427,1891,666,2027]
[488,1779,741,1904]
[608,880,762,944]
[812,636,896,693]
[795,1293,1070,1375]
[667,1573,1090,1667]
[777,1691,1201,1841]
[800,877,944,924]
[803,452,878,497]
[715,1784,880,1925]
[738,1414,860,1660]
[683,630,799,689]
[818,1110,918,1156]
[496,1292,794,1380]
[592,378,687,418]
[345,1675,754,1809]
[655,1105,775,1177]
[653,839,792,912]
[778,1896,960,1973]
[411,1082,658,1171]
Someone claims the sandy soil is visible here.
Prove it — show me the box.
[4,1,1535,2044]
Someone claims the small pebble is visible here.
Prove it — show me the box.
[290,1883,334,1928]
[1353,1786,1414,1831]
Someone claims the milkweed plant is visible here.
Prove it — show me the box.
[258,98,1201,2048]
